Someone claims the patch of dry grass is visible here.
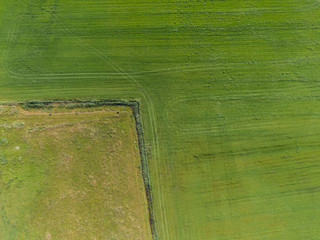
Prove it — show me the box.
[0,105,151,240]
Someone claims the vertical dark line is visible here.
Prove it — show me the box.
[130,101,158,240]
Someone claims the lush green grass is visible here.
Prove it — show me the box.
[0,0,320,239]
[0,105,151,240]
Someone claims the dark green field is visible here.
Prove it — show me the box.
[0,0,320,239]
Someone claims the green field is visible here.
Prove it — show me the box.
[0,104,152,239]
[0,0,320,239]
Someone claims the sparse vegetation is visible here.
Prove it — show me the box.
[0,105,152,240]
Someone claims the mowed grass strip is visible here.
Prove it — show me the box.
[0,105,152,240]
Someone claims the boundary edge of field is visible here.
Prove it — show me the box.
[0,99,158,240]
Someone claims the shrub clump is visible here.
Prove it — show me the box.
[0,138,8,146]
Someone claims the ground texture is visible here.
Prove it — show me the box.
[0,105,151,240]
[0,0,320,239]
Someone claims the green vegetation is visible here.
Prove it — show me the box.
[0,105,151,240]
[0,0,320,239]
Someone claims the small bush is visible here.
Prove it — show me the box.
[0,138,8,146]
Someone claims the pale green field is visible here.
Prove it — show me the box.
[0,0,320,239]
[0,105,151,240]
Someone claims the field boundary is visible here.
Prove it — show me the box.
[0,99,157,240]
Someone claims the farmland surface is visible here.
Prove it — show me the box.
[0,105,151,240]
[0,0,320,239]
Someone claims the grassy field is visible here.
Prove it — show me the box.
[0,0,320,239]
[0,105,151,240]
